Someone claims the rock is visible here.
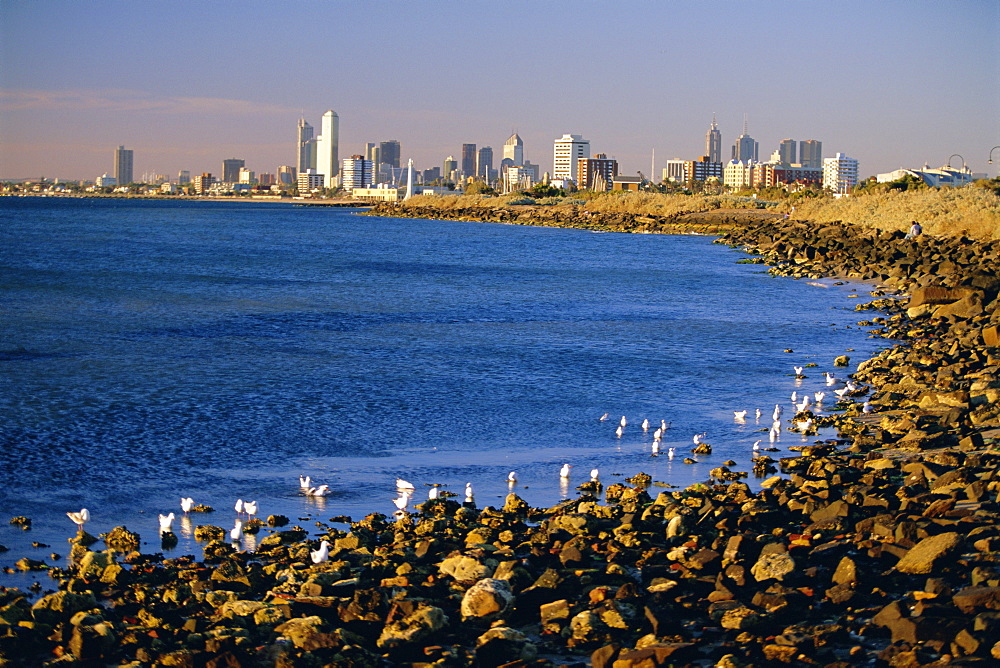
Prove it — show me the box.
[474,626,536,666]
[952,586,1000,613]
[895,532,961,574]
[439,554,493,582]
[751,552,796,582]
[461,578,513,621]
[376,604,448,650]
[834,355,850,367]
[102,525,140,551]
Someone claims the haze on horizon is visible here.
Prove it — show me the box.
[1,0,997,182]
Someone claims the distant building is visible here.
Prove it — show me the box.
[257,173,275,187]
[315,110,339,188]
[192,173,215,194]
[297,168,325,194]
[724,160,757,189]
[777,139,797,166]
[422,166,441,183]
[612,175,642,191]
[684,157,724,183]
[876,164,975,188]
[502,165,536,192]
[503,133,524,165]
[799,140,823,169]
[753,163,822,188]
[577,154,618,191]
[731,117,759,163]
[461,144,477,178]
[276,165,296,186]
[662,159,687,183]
[379,140,401,169]
[96,173,117,187]
[177,170,191,185]
[238,167,256,185]
[823,153,859,194]
[351,184,404,202]
[297,118,315,173]
[341,155,374,189]
[552,134,590,183]
[443,156,458,182]
[477,146,494,180]
[222,159,245,183]
[705,116,722,163]
[114,145,133,186]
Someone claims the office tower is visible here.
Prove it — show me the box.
[577,154,618,191]
[422,167,441,183]
[114,145,134,186]
[221,158,244,183]
[461,144,477,178]
[297,118,315,173]
[177,170,190,185]
[477,146,494,179]
[443,156,458,182]
[315,110,339,188]
[341,155,374,189]
[276,165,296,186]
[257,173,275,187]
[823,153,859,194]
[379,140,401,169]
[663,159,687,183]
[503,133,524,165]
[238,168,256,184]
[705,116,722,163]
[297,169,324,193]
[777,139,796,165]
[731,117,758,162]
[552,134,590,183]
[799,140,823,169]
[193,173,215,194]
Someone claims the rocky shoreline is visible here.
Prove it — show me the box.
[3,217,1000,666]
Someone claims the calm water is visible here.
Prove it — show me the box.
[0,197,884,584]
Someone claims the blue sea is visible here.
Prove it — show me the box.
[0,197,885,586]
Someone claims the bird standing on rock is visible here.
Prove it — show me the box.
[67,508,90,530]
[158,512,175,534]
[244,500,258,519]
[234,499,244,515]
[230,520,243,542]
[311,540,331,564]
[465,482,474,503]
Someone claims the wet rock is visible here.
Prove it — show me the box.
[751,552,796,582]
[460,578,513,621]
[895,532,961,574]
[376,604,448,650]
[102,525,140,551]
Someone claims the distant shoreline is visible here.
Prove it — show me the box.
[0,193,369,207]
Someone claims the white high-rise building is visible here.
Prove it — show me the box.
[341,155,374,190]
[823,153,859,195]
[315,110,339,189]
[503,133,524,165]
[297,118,315,173]
[552,134,590,183]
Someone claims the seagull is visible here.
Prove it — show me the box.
[299,475,312,490]
[653,427,663,440]
[752,440,761,452]
[244,500,258,518]
[590,468,599,481]
[863,401,874,414]
[641,418,650,431]
[180,497,194,513]
[615,425,624,438]
[428,486,439,500]
[396,478,416,492]
[667,446,675,459]
[67,508,90,530]
[769,425,780,443]
[755,408,762,420]
[660,419,670,433]
[230,520,243,542]
[834,387,850,398]
[790,391,798,403]
[559,463,572,479]
[825,372,837,386]
[464,482,474,503]
[234,498,244,515]
[794,366,804,376]
[813,391,825,403]
[772,404,783,421]
[305,485,330,497]
[311,540,331,564]
[693,432,707,445]
[620,416,627,428]
[393,495,410,513]
[652,441,660,455]
[599,412,609,422]
[734,410,747,421]
[158,512,175,534]
[507,471,517,483]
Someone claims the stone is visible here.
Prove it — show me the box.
[439,554,493,582]
[460,578,513,621]
[895,532,961,574]
[751,552,796,582]
[952,586,1000,614]
[376,604,448,649]
[474,626,536,665]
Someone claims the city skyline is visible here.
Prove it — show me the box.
[1,1,997,181]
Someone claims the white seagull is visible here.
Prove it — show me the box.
[794,366,804,376]
[599,412,609,422]
[652,441,660,455]
[67,508,90,530]
[790,391,798,403]
[615,425,624,438]
[305,485,330,497]
[825,372,837,386]
[428,486,439,500]
[667,446,675,459]
[507,471,517,483]
[813,391,826,403]
[641,418,650,431]
[620,416,628,428]
[234,498,244,515]
[734,410,747,421]
[230,520,243,542]
[559,463,572,479]
[180,497,194,513]
[396,478,416,492]
[311,540,331,564]
[755,408,762,421]
[693,432,707,445]
[244,500,258,518]
[299,475,312,490]
[590,468,600,481]
[465,482,474,503]
[773,404,783,421]
[158,512,175,534]
[392,495,410,513]
[863,401,875,414]
[752,440,761,452]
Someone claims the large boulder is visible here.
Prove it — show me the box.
[895,532,962,574]
[461,578,513,621]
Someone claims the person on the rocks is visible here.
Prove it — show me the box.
[905,221,923,239]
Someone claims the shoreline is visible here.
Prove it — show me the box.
[3,218,1000,665]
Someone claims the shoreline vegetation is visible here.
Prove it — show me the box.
[4,194,1000,665]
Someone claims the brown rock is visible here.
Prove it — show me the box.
[895,532,961,574]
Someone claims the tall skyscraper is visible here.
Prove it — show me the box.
[222,158,245,183]
[503,133,524,165]
[777,139,797,165]
[315,110,340,189]
[341,155,374,189]
[705,116,722,163]
[461,144,477,178]
[297,118,315,173]
[443,156,458,182]
[799,140,823,169]
[477,146,494,179]
[552,134,590,183]
[379,140,401,169]
[731,116,759,163]
[114,145,133,186]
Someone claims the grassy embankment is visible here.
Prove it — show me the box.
[387,186,1000,240]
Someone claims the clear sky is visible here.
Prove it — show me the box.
[1,0,998,181]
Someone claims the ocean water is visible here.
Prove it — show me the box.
[0,197,885,586]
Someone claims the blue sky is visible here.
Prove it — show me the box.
[1,0,998,180]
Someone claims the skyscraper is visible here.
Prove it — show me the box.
[443,156,458,182]
[503,133,524,165]
[315,110,340,189]
[114,145,133,186]
[777,139,796,165]
[552,134,590,183]
[297,118,315,173]
[461,144,477,178]
[477,146,494,179]
[799,140,823,169]
[705,116,722,163]
[731,116,758,163]
[379,140,401,169]
[341,155,374,189]
[222,158,245,183]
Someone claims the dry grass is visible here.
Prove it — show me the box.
[790,188,1000,239]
